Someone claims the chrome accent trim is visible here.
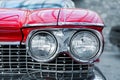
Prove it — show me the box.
[24,22,104,27]
[0,42,20,45]
[58,22,104,27]
[94,75,105,80]
[24,23,57,27]
[26,28,103,63]
[94,66,106,80]
[26,31,59,62]
[68,29,104,63]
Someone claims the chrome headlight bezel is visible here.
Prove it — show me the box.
[69,29,103,63]
[26,30,58,62]
[26,29,103,63]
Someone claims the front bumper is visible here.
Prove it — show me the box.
[93,66,106,80]
[20,66,106,80]
[93,73,106,80]
[0,67,106,80]
[20,70,106,80]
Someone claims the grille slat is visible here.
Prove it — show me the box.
[0,44,93,79]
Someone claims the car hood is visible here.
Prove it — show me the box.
[0,8,28,42]
[0,8,104,28]
[59,8,103,24]
[0,8,104,42]
[25,8,104,27]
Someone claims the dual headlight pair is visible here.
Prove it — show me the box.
[27,29,103,63]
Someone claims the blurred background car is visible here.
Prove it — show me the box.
[109,25,120,49]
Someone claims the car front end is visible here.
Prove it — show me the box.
[0,8,106,80]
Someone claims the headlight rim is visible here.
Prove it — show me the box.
[26,30,58,62]
[69,29,103,63]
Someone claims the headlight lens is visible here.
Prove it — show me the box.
[28,31,58,62]
[70,31,100,61]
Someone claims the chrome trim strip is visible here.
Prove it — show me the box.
[24,23,57,27]
[58,22,104,27]
[24,22,104,27]
[27,70,87,73]
[0,42,20,45]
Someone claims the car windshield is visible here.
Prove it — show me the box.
[0,0,75,9]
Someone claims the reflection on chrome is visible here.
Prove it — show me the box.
[20,66,106,80]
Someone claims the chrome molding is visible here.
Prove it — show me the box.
[24,22,104,27]
[24,23,57,27]
[26,31,59,62]
[26,28,103,63]
[0,28,103,63]
[58,22,104,27]
[0,42,20,45]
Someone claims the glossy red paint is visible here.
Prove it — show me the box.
[0,8,28,42]
[0,8,104,42]
[27,9,60,24]
[26,8,103,25]
[59,8,103,23]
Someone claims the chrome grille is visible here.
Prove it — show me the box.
[0,44,94,79]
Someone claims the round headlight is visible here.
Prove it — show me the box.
[70,30,100,62]
[27,31,58,62]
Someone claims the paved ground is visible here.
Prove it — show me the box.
[97,48,120,80]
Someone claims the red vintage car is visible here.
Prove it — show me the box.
[0,0,106,80]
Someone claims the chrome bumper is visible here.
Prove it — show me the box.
[20,66,106,80]
[93,66,106,80]
[94,74,106,80]
[20,70,106,80]
[0,67,106,80]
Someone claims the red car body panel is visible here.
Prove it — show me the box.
[59,8,103,23]
[0,8,28,42]
[0,8,104,42]
[27,9,60,24]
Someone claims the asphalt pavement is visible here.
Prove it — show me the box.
[96,46,120,80]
